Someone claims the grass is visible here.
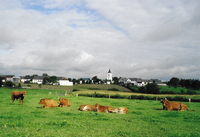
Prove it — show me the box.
[0,88,200,137]
[20,83,131,92]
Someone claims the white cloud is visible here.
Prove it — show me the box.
[0,0,200,80]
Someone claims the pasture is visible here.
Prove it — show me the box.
[0,88,200,137]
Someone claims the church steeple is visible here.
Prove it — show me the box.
[107,69,112,84]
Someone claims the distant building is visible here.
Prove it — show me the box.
[107,69,113,84]
[0,75,19,82]
[118,77,166,86]
[57,77,73,86]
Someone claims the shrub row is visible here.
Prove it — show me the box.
[77,93,200,102]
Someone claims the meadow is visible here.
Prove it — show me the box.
[0,88,200,137]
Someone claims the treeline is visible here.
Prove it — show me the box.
[168,77,200,90]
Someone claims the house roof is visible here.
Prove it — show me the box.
[57,77,68,80]
[33,76,46,79]
[20,76,33,79]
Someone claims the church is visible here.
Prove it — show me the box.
[107,69,113,84]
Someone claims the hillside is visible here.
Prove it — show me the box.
[20,83,131,92]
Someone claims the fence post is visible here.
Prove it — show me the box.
[130,95,131,99]
[76,93,78,97]
[189,97,191,102]
[109,95,110,99]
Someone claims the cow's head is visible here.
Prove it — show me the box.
[161,98,168,104]
[94,103,100,108]
[22,91,27,96]
[39,98,45,104]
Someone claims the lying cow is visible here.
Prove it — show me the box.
[95,103,115,113]
[114,107,128,114]
[39,98,58,108]
[78,104,96,111]
[11,91,27,105]
[161,99,188,111]
[58,97,71,107]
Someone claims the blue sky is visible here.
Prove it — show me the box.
[0,0,200,80]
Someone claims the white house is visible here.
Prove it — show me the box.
[20,76,33,83]
[32,76,46,84]
[57,77,73,86]
[0,75,15,82]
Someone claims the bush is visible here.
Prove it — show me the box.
[24,81,31,84]
[187,90,196,95]
[72,89,78,92]
[4,81,15,87]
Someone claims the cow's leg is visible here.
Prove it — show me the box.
[12,96,15,103]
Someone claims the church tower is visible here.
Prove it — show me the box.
[107,69,112,84]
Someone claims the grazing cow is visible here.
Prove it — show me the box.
[58,97,71,107]
[114,107,128,114]
[95,103,115,113]
[38,98,58,108]
[11,91,27,105]
[78,104,96,111]
[161,99,188,111]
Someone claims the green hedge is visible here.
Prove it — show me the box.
[77,93,200,102]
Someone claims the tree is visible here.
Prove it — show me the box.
[5,81,14,87]
[92,76,101,84]
[49,76,57,84]
[38,84,42,88]
[72,78,77,84]
[32,74,38,77]
[138,86,146,93]
[42,73,48,77]
[68,78,72,82]
[18,83,22,88]
[168,77,179,87]
[42,77,49,85]
[146,83,160,94]
[113,77,119,84]
[0,79,3,87]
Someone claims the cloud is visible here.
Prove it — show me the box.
[0,0,200,80]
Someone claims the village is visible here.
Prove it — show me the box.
[0,69,167,87]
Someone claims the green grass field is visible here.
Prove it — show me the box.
[0,88,200,137]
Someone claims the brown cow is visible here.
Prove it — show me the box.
[114,107,128,114]
[161,99,188,111]
[95,103,115,113]
[38,98,58,108]
[58,97,71,107]
[78,104,96,111]
[11,91,27,105]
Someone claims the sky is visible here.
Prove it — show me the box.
[0,0,200,81]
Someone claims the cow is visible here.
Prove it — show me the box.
[114,107,128,114]
[78,104,96,111]
[58,97,71,107]
[95,103,115,113]
[160,99,188,111]
[38,98,58,108]
[11,91,27,105]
